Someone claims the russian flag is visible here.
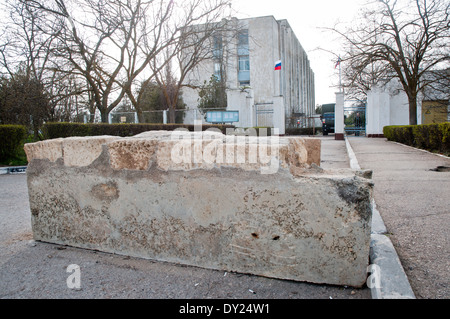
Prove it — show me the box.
[275,60,281,70]
[335,57,341,69]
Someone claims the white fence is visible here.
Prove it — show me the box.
[82,108,227,125]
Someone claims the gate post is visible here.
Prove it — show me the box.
[335,92,345,140]
[163,110,168,124]
[273,96,285,135]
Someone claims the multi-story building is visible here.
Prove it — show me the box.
[182,16,315,134]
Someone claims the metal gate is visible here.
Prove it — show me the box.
[255,102,274,127]
[344,104,366,137]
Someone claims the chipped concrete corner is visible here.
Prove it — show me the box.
[24,131,373,288]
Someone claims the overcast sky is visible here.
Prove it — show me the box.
[231,0,368,106]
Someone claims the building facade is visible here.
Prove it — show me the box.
[182,16,315,134]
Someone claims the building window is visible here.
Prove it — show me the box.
[214,62,222,81]
[213,35,223,59]
[239,56,250,72]
[238,30,249,46]
[238,55,250,85]
[238,30,250,86]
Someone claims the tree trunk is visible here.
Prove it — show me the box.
[100,110,109,123]
[408,95,418,125]
[168,106,176,124]
[136,109,144,124]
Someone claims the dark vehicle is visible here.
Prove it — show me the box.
[320,103,335,136]
[322,112,335,136]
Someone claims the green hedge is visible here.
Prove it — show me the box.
[43,123,235,140]
[0,125,27,161]
[285,127,322,136]
[383,123,450,155]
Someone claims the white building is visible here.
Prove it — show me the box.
[182,16,315,135]
[365,81,411,136]
[365,71,450,136]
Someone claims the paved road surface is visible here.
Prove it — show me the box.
[348,137,449,299]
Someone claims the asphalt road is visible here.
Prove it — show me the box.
[347,137,450,299]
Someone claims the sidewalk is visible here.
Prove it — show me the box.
[319,136,350,170]
[347,137,450,299]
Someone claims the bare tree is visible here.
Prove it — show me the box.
[20,0,175,123]
[19,0,234,124]
[331,0,450,125]
[0,0,84,126]
[148,0,234,123]
[2,0,235,125]
[341,59,391,102]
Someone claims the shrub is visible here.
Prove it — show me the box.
[384,123,450,155]
[439,122,450,152]
[285,127,321,136]
[394,125,414,145]
[412,124,441,151]
[43,123,234,140]
[0,125,27,161]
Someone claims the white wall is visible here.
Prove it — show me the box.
[226,89,286,135]
[335,92,345,135]
[366,87,391,135]
[366,81,417,135]
[227,89,254,128]
[273,96,286,135]
[389,91,410,126]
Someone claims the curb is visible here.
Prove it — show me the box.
[0,166,27,175]
[391,141,450,159]
[344,136,416,299]
[345,137,361,170]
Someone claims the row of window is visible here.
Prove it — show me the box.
[213,30,250,86]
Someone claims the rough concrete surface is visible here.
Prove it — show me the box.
[0,174,370,299]
[0,135,373,299]
[24,132,373,287]
[347,137,450,299]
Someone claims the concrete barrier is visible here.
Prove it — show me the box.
[24,131,373,287]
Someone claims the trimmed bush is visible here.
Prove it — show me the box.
[285,127,322,136]
[0,125,27,161]
[412,124,441,151]
[384,123,450,155]
[43,122,235,140]
[439,122,450,152]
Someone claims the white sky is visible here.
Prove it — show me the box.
[231,0,368,106]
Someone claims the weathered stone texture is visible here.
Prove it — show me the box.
[24,132,373,287]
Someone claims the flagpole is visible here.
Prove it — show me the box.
[338,56,342,93]
[275,60,282,96]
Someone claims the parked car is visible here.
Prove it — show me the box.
[321,112,335,136]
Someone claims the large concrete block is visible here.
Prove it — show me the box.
[24,131,373,287]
